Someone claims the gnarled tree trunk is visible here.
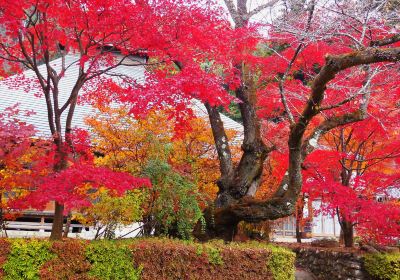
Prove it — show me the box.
[194,0,400,239]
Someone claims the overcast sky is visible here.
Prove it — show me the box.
[214,0,282,25]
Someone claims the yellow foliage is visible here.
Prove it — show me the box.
[74,190,145,232]
[86,106,240,202]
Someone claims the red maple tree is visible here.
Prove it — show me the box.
[0,0,158,239]
[0,105,38,232]
[10,128,151,216]
[303,116,400,246]
[1,0,399,241]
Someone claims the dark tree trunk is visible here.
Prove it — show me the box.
[50,201,64,240]
[49,141,67,240]
[141,215,155,237]
[296,222,302,243]
[63,213,71,238]
[0,193,7,237]
[296,195,305,243]
[194,206,240,241]
[341,219,354,248]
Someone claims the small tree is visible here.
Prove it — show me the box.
[0,0,155,239]
[304,119,400,246]
[75,190,145,240]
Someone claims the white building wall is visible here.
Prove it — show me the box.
[312,200,341,237]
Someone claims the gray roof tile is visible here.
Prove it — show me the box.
[0,55,243,142]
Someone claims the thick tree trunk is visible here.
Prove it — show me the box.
[341,219,354,248]
[194,196,295,241]
[50,201,64,240]
[194,206,239,241]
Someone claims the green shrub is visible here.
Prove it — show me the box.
[206,246,224,265]
[193,242,223,265]
[267,245,296,280]
[143,160,205,240]
[86,240,142,280]
[3,239,54,280]
[364,253,400,280]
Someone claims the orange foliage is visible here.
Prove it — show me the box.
[86,105,240,202]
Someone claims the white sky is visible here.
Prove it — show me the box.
[214,0,281,24]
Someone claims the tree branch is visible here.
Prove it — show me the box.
[223,0,240,24]
[370,34,400,47]
[274,47,400,201]
[204,103,234,181]
[246,0,280,20]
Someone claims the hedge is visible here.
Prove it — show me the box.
[130,239,295,280]
[364,252,400,280]
[3,239,53,280]
[0,238,295,280]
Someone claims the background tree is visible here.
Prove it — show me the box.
[0,105,40,235]
[9,128,151,229]
[74,190,145,240]
[86,105,239,238]
[0,0,159,239]
[303,118,400,246]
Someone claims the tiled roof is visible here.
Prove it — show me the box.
[0,54,243,141]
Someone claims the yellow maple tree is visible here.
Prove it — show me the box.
[86,105,240,201]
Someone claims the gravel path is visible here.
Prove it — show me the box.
[295,268,317,280]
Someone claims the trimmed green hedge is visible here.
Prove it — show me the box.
[2,239,54,280]
[86,241,142,280]
[364,252,400,280]
[0,238,295,280]
[267,245,296,280]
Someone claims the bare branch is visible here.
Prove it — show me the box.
[246,0,280,20]
[319,93,359,111]
[299,47,400,126]
[278,0,315,124]
[370,33,400,47]
[278,44,302,124]
[319,66,379,112]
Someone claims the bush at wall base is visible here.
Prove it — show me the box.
[364,252,400,280]
[0,238,295,280]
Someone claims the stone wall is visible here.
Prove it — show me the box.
[292,247,371,280]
